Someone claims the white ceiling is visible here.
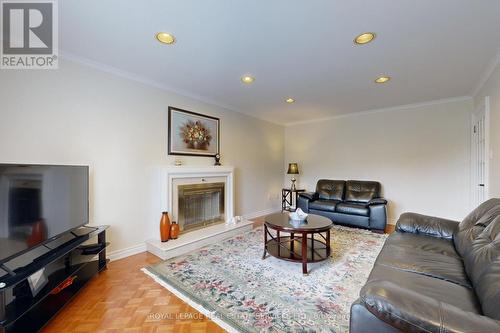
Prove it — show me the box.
[60,0,500,125]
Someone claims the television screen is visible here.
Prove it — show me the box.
[0,164,89,264]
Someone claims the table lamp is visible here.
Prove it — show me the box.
[287,163,299,190]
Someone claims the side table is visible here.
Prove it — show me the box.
[282,188,305,212]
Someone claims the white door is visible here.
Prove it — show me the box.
[471,96,490,207]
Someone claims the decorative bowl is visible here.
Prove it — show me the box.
[289,208,308,221]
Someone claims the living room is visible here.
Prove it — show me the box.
[0,1,499,332]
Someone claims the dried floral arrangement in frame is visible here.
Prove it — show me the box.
[168,107,220,157]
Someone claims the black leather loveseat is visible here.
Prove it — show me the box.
[297,180,387,232]
[350,198,500,333]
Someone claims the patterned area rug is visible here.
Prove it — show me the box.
[143,225,387,333]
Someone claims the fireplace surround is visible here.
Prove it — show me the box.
[164,166,234,227]
[147,166,252,260]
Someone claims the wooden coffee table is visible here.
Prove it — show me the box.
[262,212,333,274]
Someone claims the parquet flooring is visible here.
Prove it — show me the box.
[41,217,393,333]
[41,249,227,333]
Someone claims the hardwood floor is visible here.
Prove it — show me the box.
[41,251,224,333]
[41,219,394,333]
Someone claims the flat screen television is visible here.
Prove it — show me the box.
[0,164,89,264]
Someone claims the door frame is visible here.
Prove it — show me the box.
[470,96,490,207]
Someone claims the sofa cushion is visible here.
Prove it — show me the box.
[366,264,481,314]
[454,198,500,257]
[463,215,500,285]
[378,233,470,288]
[316,179,345,200]
[345,180,380,203]
[475,256,500,320]
[396,212,458,240]
[308,199,339,212]
[336,202,369,216]
[386,232,461,259]
[310,210,369,228]
[359,279,500,333]
[461,215,500,320]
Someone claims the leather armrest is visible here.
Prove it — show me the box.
[396,212,459,240]
[368,198,387,205]
[360,281,500,333]
[298,192,318,201]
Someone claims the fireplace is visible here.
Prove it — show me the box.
[147,166,253,260]
[178,182,225,232]
[154,166,235,238]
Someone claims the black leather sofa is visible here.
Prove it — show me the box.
[350,198,500,333]
[297,180,387,232]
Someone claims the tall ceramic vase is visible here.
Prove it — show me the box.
[160,212,171,242]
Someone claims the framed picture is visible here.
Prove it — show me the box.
[168,106,220,157]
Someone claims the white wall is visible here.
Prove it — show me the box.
[285,99,472,224]
[0,55,481,257]
[0,59,284,254]
[474,59,500,199]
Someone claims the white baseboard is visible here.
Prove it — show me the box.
[243,207,280,220]
[107,209,394,262]
[107,210,395,262]
[107,243,147,261]
[106,208,278,262]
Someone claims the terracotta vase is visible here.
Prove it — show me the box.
[170,221,180,239]
[160,212,171,242]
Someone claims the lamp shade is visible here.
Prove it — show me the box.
[287,163,299,175]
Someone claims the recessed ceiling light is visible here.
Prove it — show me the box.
[156,32,176,45]
[241,75,255,84]
[354,32,376,45]
[375,76,391,83]
[285,98,295,104]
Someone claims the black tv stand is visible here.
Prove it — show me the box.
[0,265,14,277]
[71,225,99,237]
[0,226,109,333]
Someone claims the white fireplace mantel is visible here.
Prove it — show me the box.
[159,166,235,223]
[146,165,253,260]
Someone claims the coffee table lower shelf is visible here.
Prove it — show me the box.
[263,233,331,274]
[262,213,333,275]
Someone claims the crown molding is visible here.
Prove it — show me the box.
[58,51,283,127]
[285,96,472,127]
[59,52,475,128]
[471,47,500,97]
